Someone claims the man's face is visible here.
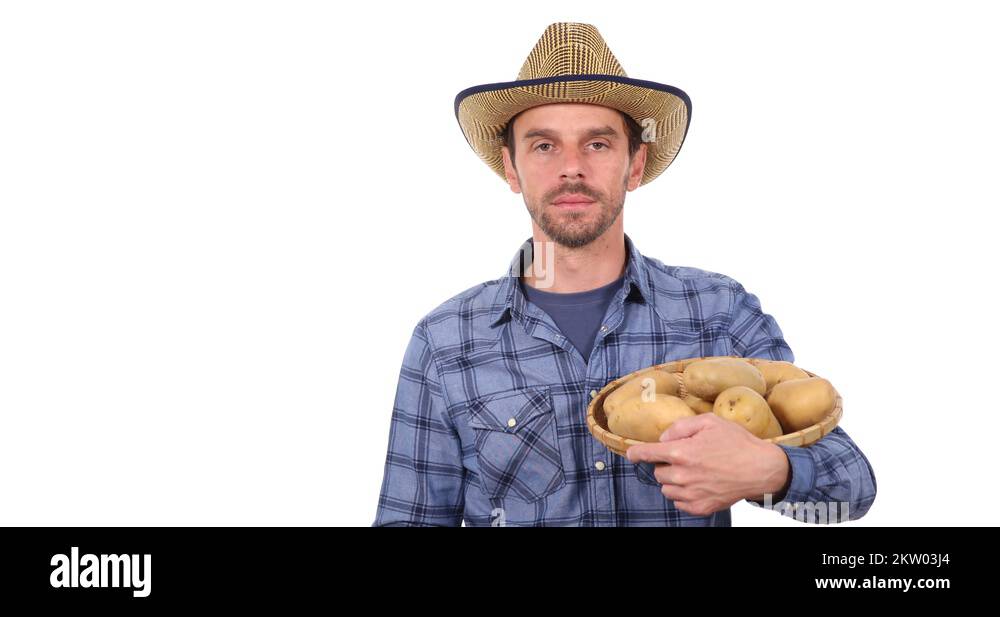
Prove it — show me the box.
[501,103,647,249]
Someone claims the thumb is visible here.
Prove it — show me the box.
[660,414,711,442]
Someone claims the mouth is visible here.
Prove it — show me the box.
[552,194,596,208]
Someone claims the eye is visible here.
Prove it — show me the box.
[535,143,553,152]
[589,142,608,151]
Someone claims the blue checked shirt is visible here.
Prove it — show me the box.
[374,234,877,526]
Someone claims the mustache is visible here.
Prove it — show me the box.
[546,184,602,203]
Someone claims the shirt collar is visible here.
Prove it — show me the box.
[488,233,653,328]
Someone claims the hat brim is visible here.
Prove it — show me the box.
[454,74,691,186]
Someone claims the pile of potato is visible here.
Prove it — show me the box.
[602,357,837,442]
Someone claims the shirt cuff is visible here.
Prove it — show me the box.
[746,444,816,509]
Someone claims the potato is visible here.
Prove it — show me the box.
[603,369,680,416]
[766,377,837,432]
[712,386,774,438]
[763,412,783,439]
[606,394,695,443]
[751,360,810,395]
[682,394,714,415]
[683,358,766,401]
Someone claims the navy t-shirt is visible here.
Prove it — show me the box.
[520,274,625,364]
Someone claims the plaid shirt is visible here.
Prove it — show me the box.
[374,234,877,526]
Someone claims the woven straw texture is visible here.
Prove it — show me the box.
[455,22,690,186]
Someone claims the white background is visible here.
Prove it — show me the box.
[1,1,997,526]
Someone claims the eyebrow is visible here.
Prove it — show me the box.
[521,126,620,141]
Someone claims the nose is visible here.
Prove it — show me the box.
[559,148,585,180]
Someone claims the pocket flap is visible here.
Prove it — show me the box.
[467,386,552,433]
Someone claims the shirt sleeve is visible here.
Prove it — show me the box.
[728,280,878,523]
[728,280,796,361]
[751,426,878,523]
[372,320,466,526]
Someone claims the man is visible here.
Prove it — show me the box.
[373,22,876,526]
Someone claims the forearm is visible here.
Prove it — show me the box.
[747,426,877,523]
[373,447,467,527]
[373,321,467,527]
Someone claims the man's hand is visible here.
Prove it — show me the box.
[625,413,791,517]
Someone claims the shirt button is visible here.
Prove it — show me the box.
[600,325,608,332]
[594,461,606,471]
[590,389,598,399]
[507,418,517,428]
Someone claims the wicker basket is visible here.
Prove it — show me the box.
[586,355,842,457]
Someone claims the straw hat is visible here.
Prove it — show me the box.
[454,22,692,186]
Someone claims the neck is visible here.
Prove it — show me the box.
[521,228,627,293]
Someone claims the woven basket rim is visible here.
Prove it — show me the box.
[586,355,842,456]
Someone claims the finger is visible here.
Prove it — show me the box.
[673,500,715,517]
[655,462,697,486]
[660,483,692,502]
[654,463,685,486]
[672,500,710,516]
[660,413,715,442]
[673,501,695,515]
[626,442,677,464]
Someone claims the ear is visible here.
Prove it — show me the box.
[501,146,522,194]
[626,143,648,191]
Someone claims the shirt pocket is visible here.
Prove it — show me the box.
[658,325,733,364]
[634,462,662,487]
[466,386,566,503]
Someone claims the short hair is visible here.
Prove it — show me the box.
[502,108,645,168]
